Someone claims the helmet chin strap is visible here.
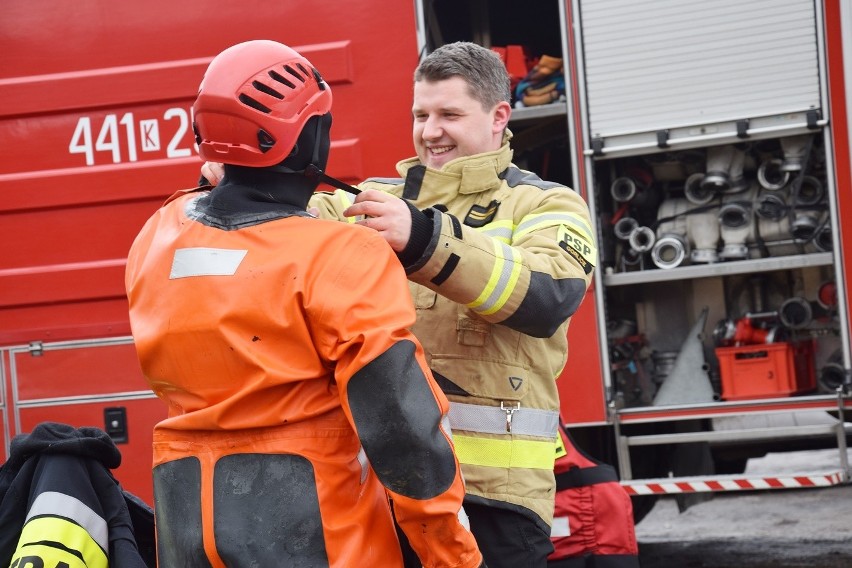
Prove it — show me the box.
[304,164,361,195]
[273,163,361,196]
[269,117,361,196]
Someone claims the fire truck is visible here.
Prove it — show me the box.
[2,0,850,522]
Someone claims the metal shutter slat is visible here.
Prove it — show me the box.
[579,0,822,155]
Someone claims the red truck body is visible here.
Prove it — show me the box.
[2,0,850,517]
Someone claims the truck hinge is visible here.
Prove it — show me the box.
[806,109,821,129]
[28,341,44,357]
[736,119,750,139]
[591,137,605,156]
[656,129,670,149]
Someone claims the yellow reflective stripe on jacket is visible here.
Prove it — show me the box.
[453,434,556,470]
[14,516,108,568]
[28,491,108,549]
[514,211,594,243]
[10,544,90,568]
[466,240,522,316]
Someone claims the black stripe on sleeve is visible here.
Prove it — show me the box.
[448,214,463,239]
[430,254,460,286]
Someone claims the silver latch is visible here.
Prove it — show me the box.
[28,341,44,357]
[500,401,521,433]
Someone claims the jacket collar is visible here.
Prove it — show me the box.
[396,130,514,197]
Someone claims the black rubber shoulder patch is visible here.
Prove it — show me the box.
[347,340,456,499]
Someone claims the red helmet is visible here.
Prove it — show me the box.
[193,40,332,167]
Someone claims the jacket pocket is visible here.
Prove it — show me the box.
[456,315,490,347]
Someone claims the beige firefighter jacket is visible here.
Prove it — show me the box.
[311,134,596,527]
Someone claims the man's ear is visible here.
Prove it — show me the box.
[492,101,512,134]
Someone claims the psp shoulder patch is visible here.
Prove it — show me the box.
[557,224,596,275]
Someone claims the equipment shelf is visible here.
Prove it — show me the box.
[603,252,835,287]
[509,101,568,124]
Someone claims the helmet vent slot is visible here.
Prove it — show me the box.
[252,80,284,99]
[238,93,271,114]
[284,64,307,83]
[268,69,296,90]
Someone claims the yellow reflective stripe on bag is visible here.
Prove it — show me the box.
[11,516,108,568]
[453,434,556,470]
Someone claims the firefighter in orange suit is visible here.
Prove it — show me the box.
[125,39,483,568]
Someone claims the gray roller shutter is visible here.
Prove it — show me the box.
[578,0,823,156]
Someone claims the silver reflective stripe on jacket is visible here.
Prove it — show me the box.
[26,491,109,551]
[448,402,559,439]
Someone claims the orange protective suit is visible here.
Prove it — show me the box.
[126,187,482,568]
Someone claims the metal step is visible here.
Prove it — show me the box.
[614,390,851,483]
[624,423,843,446]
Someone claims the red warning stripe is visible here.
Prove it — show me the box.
[622,472,846,495]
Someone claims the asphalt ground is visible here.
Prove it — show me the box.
[635,448,852,567]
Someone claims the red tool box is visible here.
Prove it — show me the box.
[716,340,816,401]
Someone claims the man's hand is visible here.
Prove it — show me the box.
[201,162,225,185]
[343,190,412,252]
